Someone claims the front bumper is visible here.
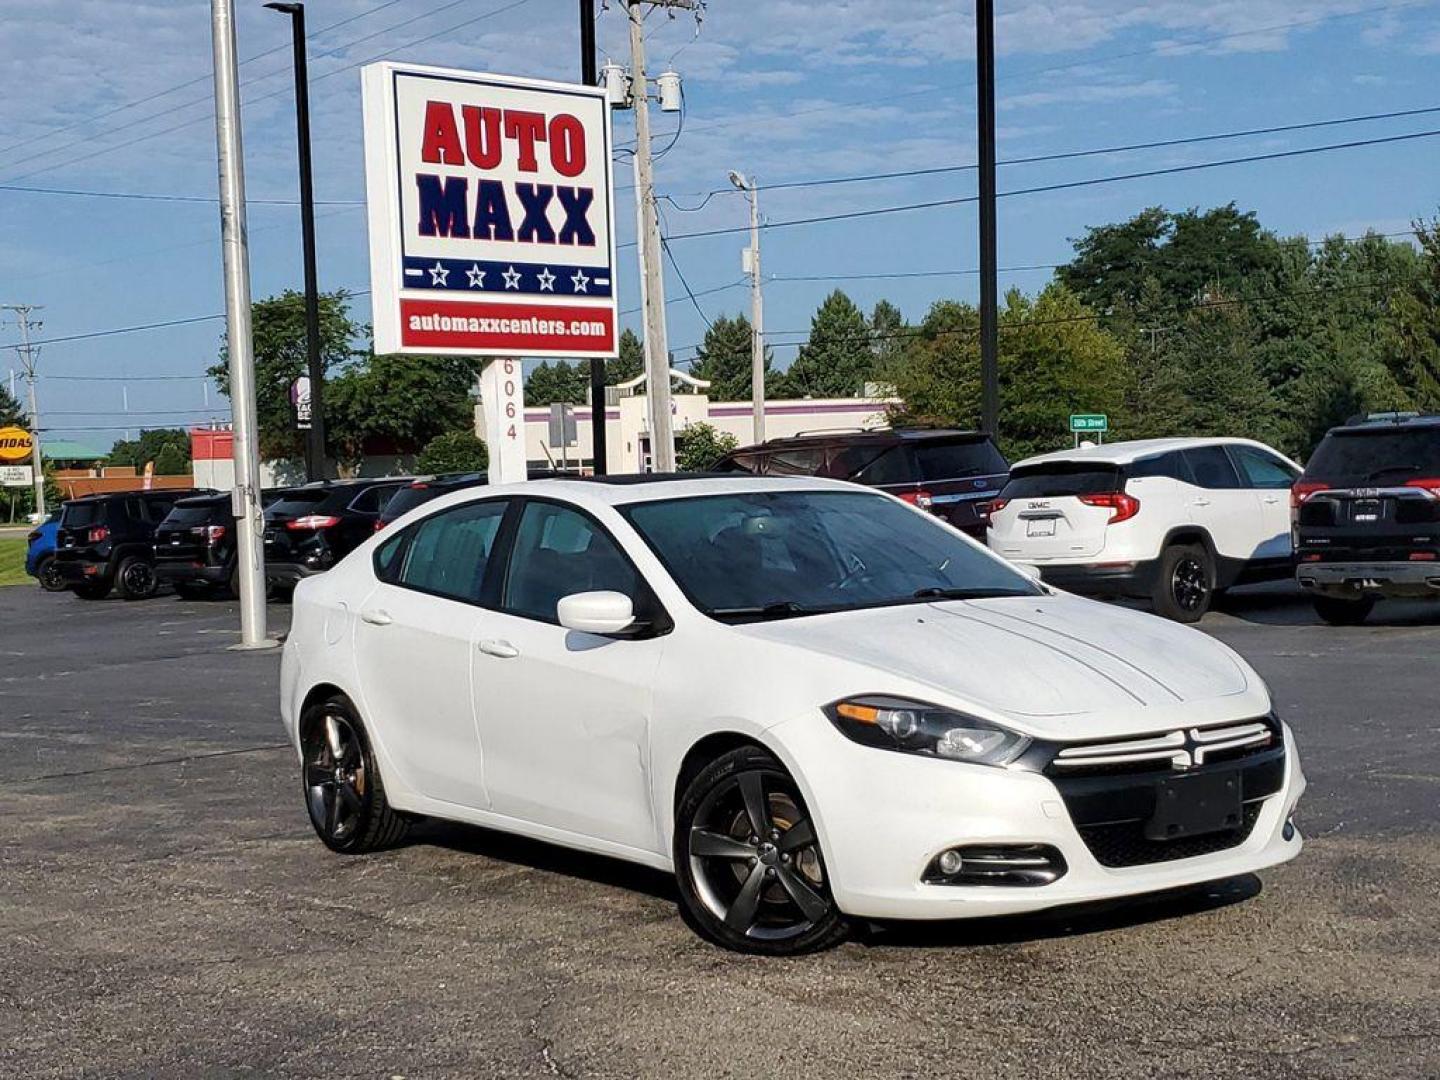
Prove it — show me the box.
[1033,559,1159,599]
[154,560,230,586]
[771,717,1305,921]
[1297,560,1440,598]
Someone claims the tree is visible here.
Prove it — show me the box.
[107,429,190,470]
[525,359,588,406]
[153,443,188,476]
[784,290,874,398]
[325,351,480,471]
[689,313,781,401]
[675,421,739,471]
[417,430,489,474]
[208,289,363,462]
[0,383,25,426]
[608,328,645,385]
[869,299,907,372]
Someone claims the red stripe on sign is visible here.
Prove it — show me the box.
[399,299,615,353]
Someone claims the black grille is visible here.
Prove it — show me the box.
[1078,801,1264,868]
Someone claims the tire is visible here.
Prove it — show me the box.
[674,745,848,955]
[300,695,409,854]
[174,581,211,601]
[1152,543,1215,623]
[1313,595,1374,626]
[72,581,112,601]
[36,557,66,593]
[115,556,158,601]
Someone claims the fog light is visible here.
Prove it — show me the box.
[937,849,963,876]
[1282,818,1296,841]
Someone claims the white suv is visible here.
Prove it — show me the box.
[987,438,1301,621]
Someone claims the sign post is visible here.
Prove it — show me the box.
[1069,413,1108,447]
[361,62,619,480]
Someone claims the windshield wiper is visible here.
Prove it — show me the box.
[710,600,821,622]
[911,586,1034,601]
[1364,464,1422,481]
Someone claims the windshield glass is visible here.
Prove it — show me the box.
[1305,428,1440,482]
[1001,463,1122,498]
[914,438,1007,481]
[381,485,440,520]
[163,503,221,526]
[61,501,105,529]
[622,489,1040,621]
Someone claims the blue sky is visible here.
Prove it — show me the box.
[1,0,1438,451]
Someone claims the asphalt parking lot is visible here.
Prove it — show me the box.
[2,583,1438,1079]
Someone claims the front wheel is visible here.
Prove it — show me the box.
[1152,543,1214,623]
[1313,595,1374,626]
[300,696,409,854]
[674,746,848,955]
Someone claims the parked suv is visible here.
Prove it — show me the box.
[53,489,214,600]
[263,479,409,586]
[987,438,1300,621]
[1294,413,1440,624]
[710,429,1008,536]
[153,493,241,598]
[375,469,563,531]
[25,508,64,591]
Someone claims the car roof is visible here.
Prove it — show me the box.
[1329,413,1440,434]
[1011,437,1280,470]
[419,473,862,514]
[69,488,213,503]
[731,428,986,452]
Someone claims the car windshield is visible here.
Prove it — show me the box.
[1305,428,1440,482]
[621,489,1040,622]
[266,489,336,518]
[914,438,1007,481]
[381,485,441,520]
[1000,463,1122,498]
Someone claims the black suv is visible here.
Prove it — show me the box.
[1294,413,1440,624]
[153,493,241,598]
[263,479,409,586]
[710,429,1009,536]
[375,469,564,531]
[54,489,214,600]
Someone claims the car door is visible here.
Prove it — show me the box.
[1227,444,1301,560]
[353,498,511,811]
[1180,445,1259,561]
[470,498,668,853]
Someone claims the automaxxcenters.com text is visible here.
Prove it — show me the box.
[407,313,608,337]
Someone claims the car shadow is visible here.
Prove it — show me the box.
[854,874,1263,949]
[1207,585,1440,628]
[409,817,679,903]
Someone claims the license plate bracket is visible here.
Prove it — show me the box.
[1026,517,1057,538]
[1145,770,1243,841]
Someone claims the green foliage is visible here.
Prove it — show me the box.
[107,428,190,470]
[0,383,25,427]
[784,290,875,398]
[326,351,481,470]
[675,421,739,472]
[416,430,489,474]
[525,359,589,406]
[610,328,645,385]
[689,313,782,401]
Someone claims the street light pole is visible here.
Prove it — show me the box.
[1,304,46,519]
[729,171,765,444]
[266,1,327,483]
[580,0,608,475]
[211,0,272,649]
[976,0,1000,437]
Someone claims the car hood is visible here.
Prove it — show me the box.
[736,594,1260,739]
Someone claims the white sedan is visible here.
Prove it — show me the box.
[280,475,1305,954]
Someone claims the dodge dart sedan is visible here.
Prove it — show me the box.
[281,475,1305,954]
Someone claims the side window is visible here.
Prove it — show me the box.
[1229,445,1297,489]
[764,448,826,476]
[374,531,407,583]
[1182,446,1243,490]
[393,499,508,603]
[124,497,147,523]
[1128,452,1193,483]
[502,502,640,623]
[349,486,390,514]
[849,446,914,485]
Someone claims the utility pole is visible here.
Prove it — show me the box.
[2,304,46,519]
[266,2,327,483]
[729,171,765,443]
[976,0,999,437]
[210,0,272,649]
[580,0,608,475]
[626,0,693,473]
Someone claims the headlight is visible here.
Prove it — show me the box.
[824,695,1031,767]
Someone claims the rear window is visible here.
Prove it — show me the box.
[382,484,442,520]
[845,445,914,485]
[266,489,336,518]
[349,483,405,514]
[1000,463,1122,499]
[61,501,105,529]
[1305,428,1440,483]
[164,503,222,526]
[913,438,1007,482]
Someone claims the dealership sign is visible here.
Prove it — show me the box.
[362,63,619,358]
[0,425,35,463]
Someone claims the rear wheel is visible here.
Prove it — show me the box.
[674,746,847,955]
[300,696,409,854]
[116,556,158,601]
[1152,543,1214,623]
[72,581,112,601]
[36,556,66,592]
[1313,595,1374,626]
[174,581,211,601]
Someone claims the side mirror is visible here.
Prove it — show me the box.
[1012,560,1044,582]
[556,590,636,636]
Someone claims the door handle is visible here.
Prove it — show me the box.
[1263,495,1281,505]
[478,639,519,659]
[360,608,392,626]
[1192,497,1211,507]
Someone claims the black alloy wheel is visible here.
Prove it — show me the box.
[116,556,158,601]
[300,697,408,854]
[675,746,847,954]
[37,557,66,592]
[1153,543,1214,623]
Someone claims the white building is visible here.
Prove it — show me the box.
[484,369,900,473]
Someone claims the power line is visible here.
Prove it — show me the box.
[0,182,363,206]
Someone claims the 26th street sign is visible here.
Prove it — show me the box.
[1070,414,1109,433]
[362,63,619,359]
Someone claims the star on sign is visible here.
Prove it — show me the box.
[502,265,523,290]
[571,269,590,294]
[537,267,556,292]
[428,261,449,286]
[465,263,486,289]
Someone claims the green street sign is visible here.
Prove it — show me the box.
[1070,414,1108,433]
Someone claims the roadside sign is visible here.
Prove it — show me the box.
[481,358,526,485]
[0,464,32,487]
[0,425,34,463]
[1069,414,1108,433]
[548,402,577,447]
[291,375,313,430]
[361,62,619,359]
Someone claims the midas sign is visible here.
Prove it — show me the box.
[362,63,619,359]
[0,426,34,463]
